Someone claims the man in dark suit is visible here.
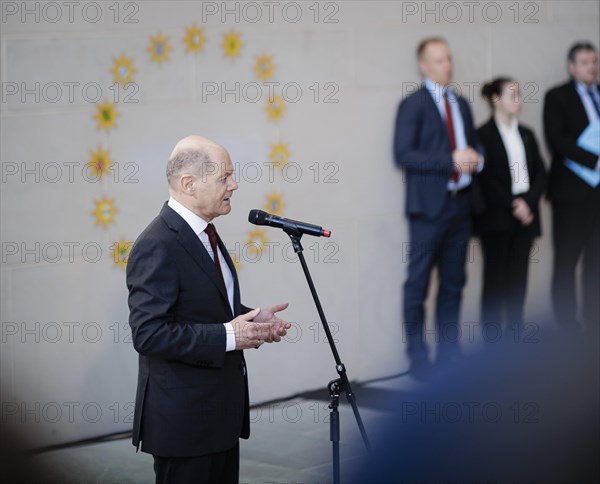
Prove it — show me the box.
[394,38,483,374]
[543,42,600,332]
[126,135,291,484]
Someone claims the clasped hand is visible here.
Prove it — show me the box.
[231,303,291,350]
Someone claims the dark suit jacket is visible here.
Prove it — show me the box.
[126,203,251,458]
[543,80,600,202]
[394,86,484,220]
[475,118,547,236]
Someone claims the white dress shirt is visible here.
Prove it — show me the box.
[495,116,530,195]
[424,78,484,191]
[167,197,236,352]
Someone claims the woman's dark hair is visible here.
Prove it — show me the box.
[481,77,515,109]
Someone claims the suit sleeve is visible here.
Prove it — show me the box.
[127,236,227,368]
[522,131,548,209]
[543,89,598,169]
[476,126,514,209]
[393,98,454,176]
[464,101,485,158]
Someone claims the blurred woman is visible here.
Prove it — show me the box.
[476,78,547,333]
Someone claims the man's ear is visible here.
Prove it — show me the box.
[180,174,195,194]
[417,59,427,79]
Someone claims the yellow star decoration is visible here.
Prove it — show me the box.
[265,94,286,121]
[221,30,243,60]
[94,99,119,131]
[111,53,136,87]
[112,238,133,270]
[269,142,290,168]
[92,195,117,229]
[254,54,275,80]
[246,229,268,257]
[264,193,285,216]
[147,33,171,64]
[184,24,207,53]
[86,146,113,180]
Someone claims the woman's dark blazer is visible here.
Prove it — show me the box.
[475,118,547,236]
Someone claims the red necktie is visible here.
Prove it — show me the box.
[444,93,459,184]
[204,223,224,281]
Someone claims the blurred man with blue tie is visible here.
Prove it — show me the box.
[394,38,483,375]
[544,42,600,333]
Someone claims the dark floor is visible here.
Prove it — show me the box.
[24,374,417,484]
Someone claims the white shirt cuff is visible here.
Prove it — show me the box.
[476,154,485,173]
[224,322,236,352]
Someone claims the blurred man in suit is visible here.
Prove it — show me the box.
[394,38,483,374]
[126,135,291,484]
[543,42,600,332]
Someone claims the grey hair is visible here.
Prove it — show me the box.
[166,149,212,187]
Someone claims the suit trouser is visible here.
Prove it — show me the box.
[480,218,535,332]
[403,190,471,361]
[153,442,239,484]
[552,188,600,331]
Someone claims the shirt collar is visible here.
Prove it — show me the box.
[168,197,209,236]
[494,115,519,134]
[424,78,456,101]
[575,80,599,96]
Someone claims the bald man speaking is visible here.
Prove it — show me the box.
[126,136,291,484]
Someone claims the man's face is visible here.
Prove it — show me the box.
[192,149,238,221]
[419,41,453,86]
[569,49,598,85]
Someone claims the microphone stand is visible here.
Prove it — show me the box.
[283,226,372,484]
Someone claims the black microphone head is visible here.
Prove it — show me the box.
[248,209,267,225]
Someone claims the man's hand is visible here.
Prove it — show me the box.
[232,308,270,350]
[231,305,291,350]
[512,197,534,226]
[254,302,291,343]
[452,147,480,173]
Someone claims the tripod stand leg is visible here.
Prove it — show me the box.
[283,229,372,483]
[329,379,341,484]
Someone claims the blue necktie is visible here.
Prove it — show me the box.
[588,88,600,117]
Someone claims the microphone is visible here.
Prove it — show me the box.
[248,210,331,238]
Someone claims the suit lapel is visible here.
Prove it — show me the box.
[568,81,594,129]
[489,120,513,189]
[216,234,241,317]
[518,126,535,180]
[458,99,474,146]
[160,204,229,304]
[421,87,447,130]
[421,86,472,147]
